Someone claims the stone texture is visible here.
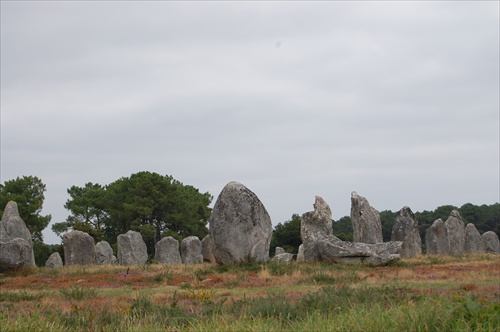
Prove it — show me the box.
[271,253,295,262]
[464,224,485,254]
[482,231,500,254]
[45,252,63,269]
[425,219,449,255]
[297,244,305,262]
[154,236,182,264]
[63,230,95,266]
[444,210,466,256]
[209,181,272,264]
[391,206,422,257]
[350,192,383,244]
[181,236,203,264]
[301,196,401,266]
[117,230,148,266]
[201,235,216,263]
[0,238,33,271]
[274,247,285,256]
[0,201,35,269]
[300,196,333,262]
[94,241,114,265]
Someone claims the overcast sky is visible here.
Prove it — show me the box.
[1,1,499,245]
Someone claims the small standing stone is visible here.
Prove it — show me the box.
[94,241,114,265]
[350,192,383,244]
[425,219,449,255]
[117,230,148,266]
[154,236,182,264]
[464,224,485,254]
[63,230,95,266]
[201,235,216,263]
[444,211,466,256]
[297,244,305,262]
[181,236,203,264]
[482,231,500,254]
[45,252,63,269]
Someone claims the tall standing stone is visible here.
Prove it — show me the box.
[0,201,35,269]
[350,192,383,244]
[444,210,466,256]
[117,230,148,266]
[482,231,500,254]
[464,224,485,254]
[300,196,333,262]
[63,230,95,265]
[94,241,114,265]
[391,206,422,257]
[209,182,272,264]
[181,236,203,264]
[425,219,449,255]
[154,236,182,264]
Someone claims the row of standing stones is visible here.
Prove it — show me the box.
[1,182,499,271]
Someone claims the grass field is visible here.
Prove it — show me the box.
[1,254,499,331]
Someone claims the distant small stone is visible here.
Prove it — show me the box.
[274,247,285,256]
[45,252,63,269]
[201,235,216,264]
[271,253,295,262]
[94,241,114,265]
[181,236,203,264]
[154,236,182,264]
[297,244,305,262]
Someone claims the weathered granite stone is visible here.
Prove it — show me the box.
[301,196,333,262]
[0,201,35,268]
[425,219,449,255]
[275,247,285,256]
[209,181,272,264]
[482,231,500,254]
[297,244,305,262]
[201,235,216,263]
[117,230,148,266]
[391,206,422,257]
[94,241,114,265]
[181,236,203,264]
[444,211,465,256]
[350,192,383,244]
[271,253,295,262]
[45,252,63,269]
[63,230,95,266]
[301,196,401,266]
[154,236,182,264]
[0,238,33,271]
[317,235,402,266]
[464,224,485,254]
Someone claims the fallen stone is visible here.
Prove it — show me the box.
[209,181,272,264]
[350,192,383,244]
[154,236,182,264]
[271,253,295,262]
[117,230,148,266]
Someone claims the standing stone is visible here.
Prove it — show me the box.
[300,196,333,262]
[391,206,422,257]
[209,181,273,264]
[201,235,216,264]
[45,252,63,269]
[350,192,383,244]
[181,236,203,264]
[444,210,466,256]
[464,224,485,254]
[117,230,148,266]
[0,201,35,269]
[154,236,182,264]
[297,244,305,262]
[63,230,95,266]
[94,241,114,265]
[425,219,449,255]
[482,231,500,254]
[275,247,285,256]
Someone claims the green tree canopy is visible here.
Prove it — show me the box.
[270,214,302,255]
[0,175,51,242]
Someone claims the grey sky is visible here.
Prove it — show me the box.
[1,1,498,245]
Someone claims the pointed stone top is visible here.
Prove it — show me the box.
[313,196,332,220]
[224,181,245,189]
[1,201,20,220]
[450,210,462,219]
[398,206,414,218]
